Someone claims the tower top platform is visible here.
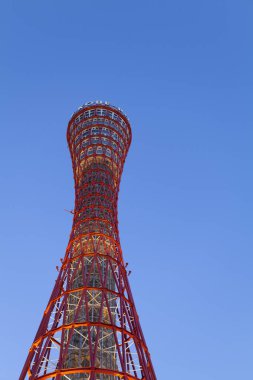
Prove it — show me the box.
[70,100,129,120]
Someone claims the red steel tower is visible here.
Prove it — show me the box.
[20,101,156,380]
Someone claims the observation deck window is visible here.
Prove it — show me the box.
[96,109,107,116]
[102,128,110,136]
[91,137,99,144]
[105,148,112,157]
[82,139,89,148]
[91,127,99,135]
[111,132,118,141]
[87,147,93,156]
[112,113,119,121]
[112,141,117,151]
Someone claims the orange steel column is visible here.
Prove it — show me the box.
[20,101,156,380]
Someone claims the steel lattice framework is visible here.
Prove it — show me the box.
[20,101,156,380]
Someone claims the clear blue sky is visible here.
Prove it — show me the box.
[0,1,253,379]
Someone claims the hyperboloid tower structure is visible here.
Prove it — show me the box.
[20,101,156,380]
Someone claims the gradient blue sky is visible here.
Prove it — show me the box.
[1,1,253,379]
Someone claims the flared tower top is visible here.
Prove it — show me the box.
[67,100,132,141]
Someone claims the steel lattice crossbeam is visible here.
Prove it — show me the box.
[20,101,156,380]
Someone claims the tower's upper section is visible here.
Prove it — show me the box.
[67,101,132,188]
[67,102,132,242]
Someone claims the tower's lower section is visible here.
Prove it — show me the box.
[21,233,155,380]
